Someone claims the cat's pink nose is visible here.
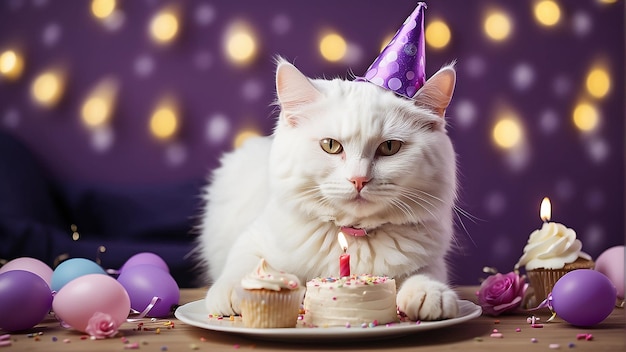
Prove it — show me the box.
[350,177,369,192]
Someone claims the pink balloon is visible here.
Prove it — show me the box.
[119,252,169,273]
[595,245,625,299]
[52,274,130,334]
[0,257,53,288]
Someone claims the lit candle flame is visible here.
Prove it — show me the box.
[540,197,551,222]
[337,231,348,252]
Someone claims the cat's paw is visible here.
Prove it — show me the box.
[204,279,240,316]
[396,274,458,321]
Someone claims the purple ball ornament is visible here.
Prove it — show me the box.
[117,264,179,317]
[0,270,53,331]
[550,269,617,327]
[51,258,106,292]
[119,252,169,274]
[0,257,53,288]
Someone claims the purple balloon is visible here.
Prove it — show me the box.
[0,270,53,331]
[117,264,179,318]
[551,269,617,326]
[119,252,169,273]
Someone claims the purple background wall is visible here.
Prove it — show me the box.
[0,0,624,286]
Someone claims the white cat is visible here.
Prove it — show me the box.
[196,58,459,321]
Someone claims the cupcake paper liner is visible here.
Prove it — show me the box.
[236,286,305,328]
[526,259,594,304]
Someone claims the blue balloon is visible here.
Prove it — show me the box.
[51,258,106,292]
[551,269,617,327]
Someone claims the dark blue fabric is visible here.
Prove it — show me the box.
[0,130,204,287]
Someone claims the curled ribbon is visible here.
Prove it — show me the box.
[525,292,557,322]
[127,296,161,322]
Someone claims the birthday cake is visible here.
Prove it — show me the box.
[302,275,398,327]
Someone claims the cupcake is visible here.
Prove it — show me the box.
[236,258,304,328]
[515,222,594,304]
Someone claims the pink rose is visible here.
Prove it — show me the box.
[477,272,528,316]
[85,312,119,339]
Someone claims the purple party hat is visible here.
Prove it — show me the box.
[359,2,427,98]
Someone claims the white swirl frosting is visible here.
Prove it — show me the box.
[515,222,592,271]
[241,258,301,291]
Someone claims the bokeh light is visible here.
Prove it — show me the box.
[81,78,118,128]
[426,20,451,49]
[150,100,179,140]
[586,66,611,98]
[0,49,24,81]
[319,32,347,62]
[492,115,523,149]
[484,10,512,41]
[380,33,394,53]
[31,70,64,108]
[534,0,561,26]
[150,8,179,44]
[91,0,116,19]
[573,102,600,132]
[224,21,258,65]
[233,129,261,148]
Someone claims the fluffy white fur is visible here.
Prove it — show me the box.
[196,58,459,321]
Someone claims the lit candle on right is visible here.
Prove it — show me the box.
[540,197,551,223]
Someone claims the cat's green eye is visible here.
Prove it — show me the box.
[377,140,402,156]
[320,138,343,154]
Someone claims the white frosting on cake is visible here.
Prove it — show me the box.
[303,275,398,327]
[241,258,301,291]
[515,222,592,271]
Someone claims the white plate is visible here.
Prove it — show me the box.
[175,299,482,341]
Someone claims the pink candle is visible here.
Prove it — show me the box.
[340,252,350,277]
[338,232,350,277]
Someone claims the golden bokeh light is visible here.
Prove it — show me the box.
[0,49,24,80]
[426,20,451,49]
[319,32,347,62]
[224,22,258,65]
[380,33,394,53]
[573,102,600,132]
[150,100,179,140]
[484,11,512,41]
[82,98,108,127]
[586,67,611,98]
[150,9,179,44]
[31,70,64,108]
[81,78,118,128]
[233,129,261,149]
[493,115,523,149]
[91,0,116,19]
[534,0,561,26]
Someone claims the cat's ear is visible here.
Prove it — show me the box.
[275,59,322,126]
[413,64,456,118]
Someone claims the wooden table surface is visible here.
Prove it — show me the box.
[2,286,624,351]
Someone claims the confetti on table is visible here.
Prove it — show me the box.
[124,342,140,349]
[490,333,504,338]
[549,343,561,349]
